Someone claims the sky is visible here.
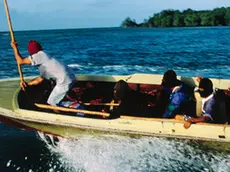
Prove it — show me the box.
[1,0,230,31]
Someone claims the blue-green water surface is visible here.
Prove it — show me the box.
[0,27,230,172]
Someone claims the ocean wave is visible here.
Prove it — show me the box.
[38,134,230,172]
[68,64,83,68]
[0,33,9,36]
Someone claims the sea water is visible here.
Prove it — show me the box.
[0,27,230,171]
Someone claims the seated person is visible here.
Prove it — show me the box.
[161,70,194,118]
[109,80,157,118]
[184,78,228,125]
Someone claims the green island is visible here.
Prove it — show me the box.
[121,7,230,28]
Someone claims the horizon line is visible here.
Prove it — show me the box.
[0,26,121,33]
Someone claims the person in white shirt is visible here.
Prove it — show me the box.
[184,78,227,126]
[11,40,76,106]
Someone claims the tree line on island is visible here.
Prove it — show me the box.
[121,7,230,28]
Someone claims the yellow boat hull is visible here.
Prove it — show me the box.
[0,74,229,142]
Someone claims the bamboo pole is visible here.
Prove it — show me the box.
[3,0,14,42]
[83,103,119,106]
[35,103,110,117]
[35,103,186,122]
[3,0,24,82]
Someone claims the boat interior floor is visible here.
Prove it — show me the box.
[17,79,230,121]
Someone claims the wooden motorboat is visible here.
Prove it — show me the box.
[0,73,229,142]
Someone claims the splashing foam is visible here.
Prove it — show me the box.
[38,133,230,172]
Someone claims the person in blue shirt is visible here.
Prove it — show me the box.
[162,70,192,118]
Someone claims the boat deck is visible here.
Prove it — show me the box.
[0,78,20,110]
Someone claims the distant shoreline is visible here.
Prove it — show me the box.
[121,7,230,28]
[1,25,230,33]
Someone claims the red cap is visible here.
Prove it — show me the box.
[28,40,43,55]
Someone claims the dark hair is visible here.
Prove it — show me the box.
[199,78,213,98]
[162,70,178,88]
[114,80,129,100]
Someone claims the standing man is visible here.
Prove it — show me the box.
[11,40,76,106]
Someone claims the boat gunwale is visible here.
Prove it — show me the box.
[1,73,229,88]
[0,107,230,143]
[10,108,230,128]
